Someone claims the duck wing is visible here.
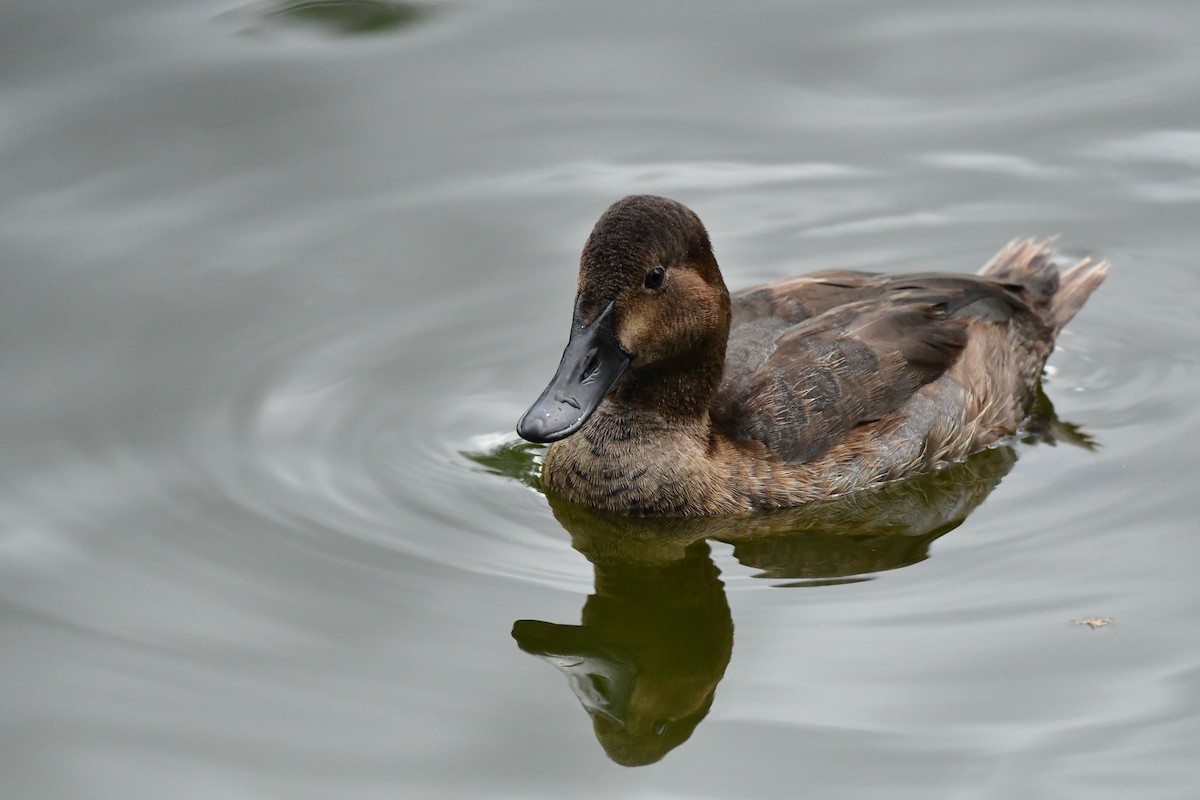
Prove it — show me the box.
[716,275,1033,465]
[730,270,881,326]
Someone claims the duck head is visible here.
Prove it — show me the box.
[517,196,731,443]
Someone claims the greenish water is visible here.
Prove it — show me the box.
[3,1,1200,797]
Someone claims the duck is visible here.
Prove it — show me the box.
[516,195,1107,516]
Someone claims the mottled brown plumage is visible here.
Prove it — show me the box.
[521,195,1107,516]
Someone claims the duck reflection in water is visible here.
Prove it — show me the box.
[489,391,1090,766]
[513,535,729,767]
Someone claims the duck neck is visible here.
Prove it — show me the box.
[608,328,725,423]
[544,347,729,514]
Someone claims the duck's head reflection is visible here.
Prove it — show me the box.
[514,532,729,766]
[497,389,1091,766]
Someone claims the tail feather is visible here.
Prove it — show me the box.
[978,238,1107,334]
[1050,257,1109,334]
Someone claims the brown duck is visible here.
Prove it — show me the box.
[517,195,1107,516]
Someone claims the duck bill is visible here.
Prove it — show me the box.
[517,300,629,443]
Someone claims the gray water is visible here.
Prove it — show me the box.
[3,1,1200,797]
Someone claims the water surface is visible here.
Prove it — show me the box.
[3,1,1200,797]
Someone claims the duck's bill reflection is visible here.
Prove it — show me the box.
[512,620,637,725]
[517,300,629,443]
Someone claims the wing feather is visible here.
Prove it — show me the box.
[717,273,1033,464]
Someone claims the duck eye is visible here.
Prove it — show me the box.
[644,266,665,290]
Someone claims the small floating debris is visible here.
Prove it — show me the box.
[1073,617,1113,629]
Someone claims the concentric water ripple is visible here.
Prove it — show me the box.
[179,289,594,593]
[5,0,1200,792]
